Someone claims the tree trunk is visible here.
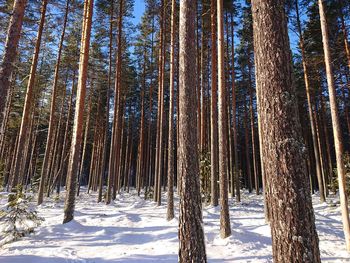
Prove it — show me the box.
[230,11,240,202]
[0,0,27,130]
[63,0,94,224]
[295,1,325,203]
[166,0,176,222]
[217,0,231,239]
[318,0,350,251]
[107,0,123,204]
[210,0,219,207]
[178,1,207,261]
[38,0,70,204]
[11,0,48,190]
[154,0,166,206]
[77,88,93,195]
[251,1,321,261]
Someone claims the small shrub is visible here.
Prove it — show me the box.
[144,187,154,200]
[330,153,350,199]
[0,186,44,246]
[199,151,211,204]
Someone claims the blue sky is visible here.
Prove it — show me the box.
[132,0,146,25]
[130,1,299,52]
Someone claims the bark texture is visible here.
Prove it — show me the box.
[178,0,207,261]
[217,0,231,239]
[166,0,176,221]
[63,0,94,224]
[251,1,321,262]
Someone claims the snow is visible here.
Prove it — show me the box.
[0,189,349,262]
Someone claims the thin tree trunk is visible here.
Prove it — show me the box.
[154,0,166,205]
[77,88,93,195]
[230,11,240,202]
[11,0,48,190]
[318,0,350,251]
[166,0,176,221]
[38,0,70,204]
[217,0,231,239]
[210,0,219,207]
[295,1,326,203]
[0,0,27,130]
[248,59,259,195]
[107,0,124,203]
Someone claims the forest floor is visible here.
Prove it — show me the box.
[0,188,349,263]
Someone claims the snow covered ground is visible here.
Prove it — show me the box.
[0,189,349,262]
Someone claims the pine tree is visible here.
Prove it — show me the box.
[11,0,48,190]
[38,0,70,205]
[217,0,231,239]
[318,0,350,251]
[0,0,27,133]
[166,0,176,221]
[251,0,321,261]
[178,0,207,261]
[63,0,94,224]
[210,0,219,207]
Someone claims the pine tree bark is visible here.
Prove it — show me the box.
[210,0,219,207]
[63,0,94,224]
[166,0,176,222]
[178,1,207,261]
[11,0,48,190]
[318,0,350,251]
[251,0,321,261]
[0,0,27,131]
[217,0,231,239]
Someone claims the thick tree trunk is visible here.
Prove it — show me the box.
[63,0,94,224]
[178,1,207,261]
[251,1,321,261]
[318,0,350,251]
[11,0,48,190]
